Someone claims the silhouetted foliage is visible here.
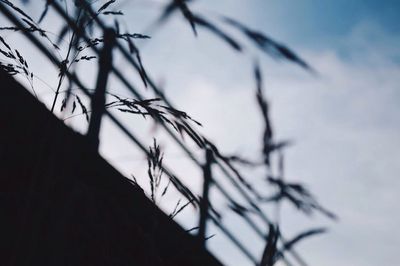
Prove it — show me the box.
[0,1,337,265]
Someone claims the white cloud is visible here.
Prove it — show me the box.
[150,20,400,266]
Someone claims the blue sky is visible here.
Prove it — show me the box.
[1,1,399,266]
[256,0,400,43]
[132,1,400,265]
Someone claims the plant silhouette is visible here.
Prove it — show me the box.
[0,1,337,265]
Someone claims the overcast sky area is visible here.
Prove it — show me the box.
[1,0,400,266]
[123,1,400,265]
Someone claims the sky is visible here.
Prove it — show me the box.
[1,0,400,266]
[121,2,400,264]
[123,1,400,265]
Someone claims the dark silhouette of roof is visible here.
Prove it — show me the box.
[0,69,222,266]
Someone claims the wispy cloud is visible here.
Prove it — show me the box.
[164,20,400,266]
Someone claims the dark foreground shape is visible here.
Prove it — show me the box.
[0,70,222,266]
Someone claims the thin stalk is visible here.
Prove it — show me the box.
[50,10,81,113]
